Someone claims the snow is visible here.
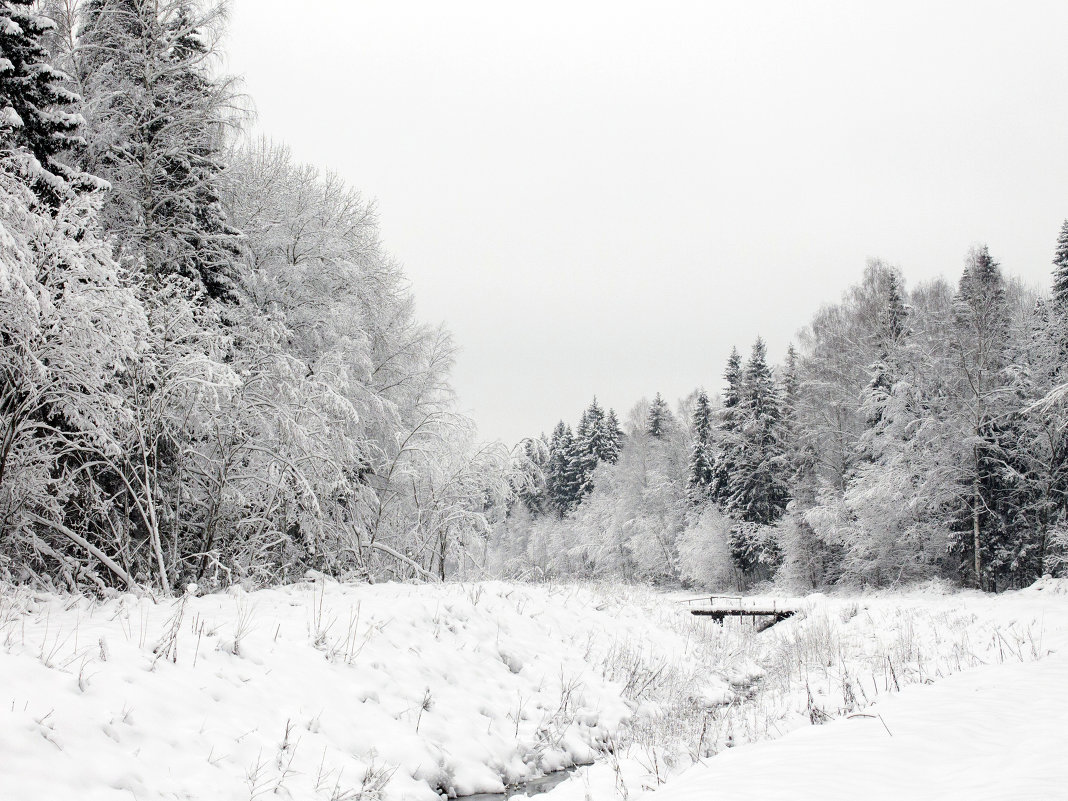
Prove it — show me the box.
[1,579,1067,800]
[643,652,1068,801]
[0,581,667,800]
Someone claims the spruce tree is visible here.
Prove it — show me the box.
[725,338,788,575]
[860,273,908,445]
[580,397,612,461]
[729,339,789,522]
[952,245,1010,588]
[515,436,549,517]
[779,344,803,480]
[646,392,672,438]
[1053,220,1068,307]
[711,347,743,503]
[547,422,578,515]
[687,390,715,503]
[0,0,84,202]
[76,0,240,299]
[723,347,743,409]
[601,408,624,463]
[573,403,597,501]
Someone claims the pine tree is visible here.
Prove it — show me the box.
[687,390,714,503]
[0,0,84,202]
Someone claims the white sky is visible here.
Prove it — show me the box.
[225,1,1068,444]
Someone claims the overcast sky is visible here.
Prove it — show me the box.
[226,1,1068,444]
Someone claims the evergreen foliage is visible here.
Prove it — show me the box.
[77,0,241,298]
[0,0,84,202]
[711,347,743,503]
[646,392,672,438]
[601,408,624,464]
[728,338,789,526]
[1053,219,1068,307]
[687,390,714,503]
[546,421,578,516]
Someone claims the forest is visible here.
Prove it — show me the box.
[3,0,1067,597]
[0,0,515,593]
[491,245,1068,593]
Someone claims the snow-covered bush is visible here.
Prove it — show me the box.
[676,507,736,590]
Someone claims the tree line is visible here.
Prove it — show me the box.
[0,0,511,593]
[491,240,1068,592]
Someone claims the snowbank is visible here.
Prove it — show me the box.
[0,580,665,800]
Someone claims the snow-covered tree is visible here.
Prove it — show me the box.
[646,392,676,439]
[0,0,85,203]
[950,245,1011,588]
[711,347,743,504]
[602,408,624,463]
[546,421,577,516]
[687,390,714,503]
[76,0,242,298]
[0,156,144,589]
[728,338,789,527]
[1052,219,1068,308]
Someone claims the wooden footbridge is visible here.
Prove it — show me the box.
[681,595,798,632]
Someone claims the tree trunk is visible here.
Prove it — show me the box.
[972,465,982,590]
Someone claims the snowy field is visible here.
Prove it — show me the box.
[1,578,1066,800]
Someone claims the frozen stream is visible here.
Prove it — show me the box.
[460,767,579,800]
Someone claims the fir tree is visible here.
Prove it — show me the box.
[723,339,789,576]
[0,0,84,202]
[723,347,743,410]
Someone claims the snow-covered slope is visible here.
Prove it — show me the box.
[644,650,1068,801]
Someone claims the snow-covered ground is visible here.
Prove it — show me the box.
[643,651,1068,801]
[1,578,1066,800]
